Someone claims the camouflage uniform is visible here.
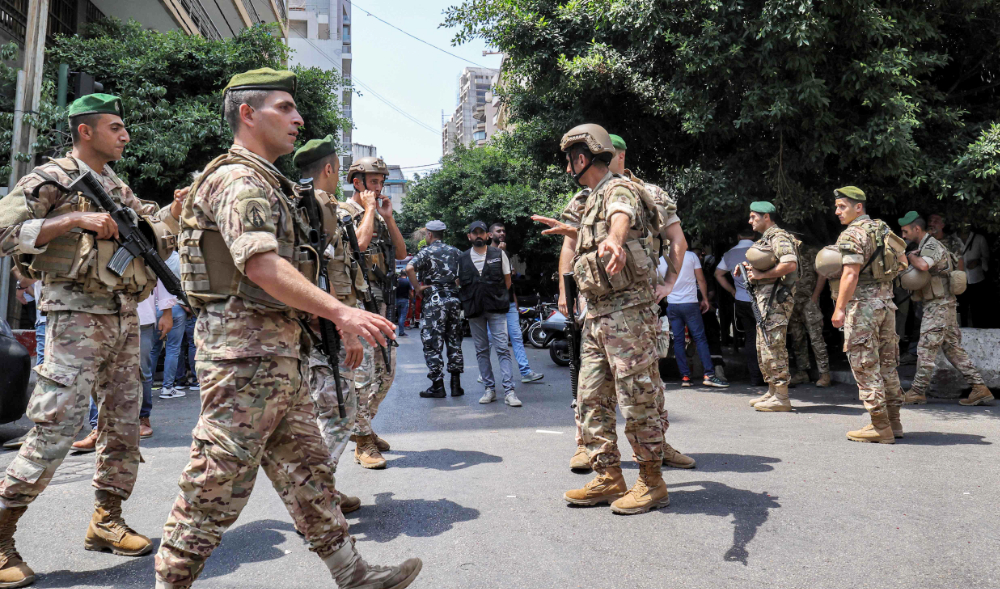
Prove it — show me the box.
[788,243,831,375]
[0,157,170,509]
[339,198,397,438]
[154,146,349,587]
[938,233,964,259]
[408,240,463,382]
[909,234,985,394]
[834,216,903,413]
[574,172,663,470]
[561,187,592,448]
[750,226,799,388]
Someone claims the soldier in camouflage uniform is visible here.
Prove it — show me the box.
[830,187,905,443]
[741,201,800,412]
[293,135,367,514]
[0,94,181,586]
[898,211,993,407]
[404,220,464,399]
[928,213,966,270]
[339,157,408,469]
[154,68,419,589]
[788,242,832,387]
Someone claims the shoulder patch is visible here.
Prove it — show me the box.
[235,187,273,231]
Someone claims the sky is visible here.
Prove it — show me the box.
[345,0,502,176]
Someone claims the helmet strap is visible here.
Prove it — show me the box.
[569,152,593,186]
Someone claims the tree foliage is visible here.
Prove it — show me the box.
[444,0,1000,238]
[3,19,350,203]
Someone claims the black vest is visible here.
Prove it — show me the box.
[458,246,510,318]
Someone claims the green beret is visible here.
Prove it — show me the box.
[68,93,123,119]
[750,201,776,215]
[293,134,338,170]
[898,211,921,227]
[609,134,627,152]
[834,186,866,201]
[223,67,296,96]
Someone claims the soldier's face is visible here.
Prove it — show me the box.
[928,214,944,235]
[749,212,764,232]
[87,114,130,162]
[250,91,303,156]
[834,198,860,225]
[901,224,920,242]
[610,151,626,175]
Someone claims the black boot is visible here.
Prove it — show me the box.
[420,379,446,398]
[450,373,465,397]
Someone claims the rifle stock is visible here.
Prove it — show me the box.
[563,273,582,402]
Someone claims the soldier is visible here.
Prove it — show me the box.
[154,68,420,589]
[0,93,181,586]
[340,157,408,469]
[292,135,365,513]
[828,187,906,443]
[898,212,993,406]
[535,123,668,515]
[741,201,800,412]
[403,220,464,398]
[788,241,832,387]
[928,212,966,270]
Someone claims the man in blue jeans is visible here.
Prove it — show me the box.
[489,222,543,383]
[396,275,412,337]
[666,251,729,388]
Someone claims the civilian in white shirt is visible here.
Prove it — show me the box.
[715,230,765,385]
[956,226,991,327]
[148,251,185,399]
[666,251,729,388]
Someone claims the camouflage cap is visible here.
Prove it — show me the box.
[425,220,446,231]
[834,186,866,201]
[898,210,921,227]
[293,134,337,169]
[223,67,296,96]
[749,201,776,214]
[68,93,123,119]
[609,134,627,152]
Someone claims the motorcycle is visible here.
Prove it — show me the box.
[540,309,573,366]
[519,303,556,349]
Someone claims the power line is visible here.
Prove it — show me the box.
[347,1,489,68]
[399,163,442,169]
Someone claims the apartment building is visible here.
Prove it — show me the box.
[442,66,499,156]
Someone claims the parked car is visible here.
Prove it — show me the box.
[0,318,32,424]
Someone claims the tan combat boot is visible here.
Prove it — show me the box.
[84,491,153,556]
[564,466,628,506]
[372,433,391,452]
[748,385,773,407]
[790,371,809,386]
[0,506,34,588]
[354,435,387,470]
[662,443,696,469]
[569,445,591,472]
[959,385,995,406]
[755,385,792,412]
[887,406,904,438]
[338,491,361,514]
[846,411,895,444]
[72,428,98,453]
[816,372,832,387]
[610,462,670,515]
[903,388,926,405]
[324,538,422,589]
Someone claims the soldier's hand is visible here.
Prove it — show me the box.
[71,212,119,240]
[344,335,364,370]
[532,215,577,238]
[333,305,395,347]
[376,195,393,217]
[655,283,672,303]
[832,308,846,329]
[558,291,568,315]
[170,186,190,220]
[598,239,626,275]
[360,190,377,211]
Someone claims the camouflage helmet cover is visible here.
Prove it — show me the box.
[560,124,616,157]
[347,156,389,182]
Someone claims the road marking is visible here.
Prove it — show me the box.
[536,430,563,435]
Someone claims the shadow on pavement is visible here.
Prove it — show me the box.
[349,492,479,543]
[792,404,868,416]
[897,431,992,445]
[35,542,159,588]
[384,448,502,470]
[679,453,781,473]
[199,519,296,581]
[668,480,780,566]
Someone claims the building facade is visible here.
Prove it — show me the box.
[442,66,499,156]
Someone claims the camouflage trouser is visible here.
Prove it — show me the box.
[788,295,831,374]
[352,301,397,437]
[155,355,348,587]
[574,381,670,447]
[578,305,664,470]
[420,293,464,382]
[755,294,795,388]
[844,299,903,413]
[0,309,141,508]
[308,347,357,471]
[911,300,984,394]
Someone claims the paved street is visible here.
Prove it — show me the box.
[1,333,997,589]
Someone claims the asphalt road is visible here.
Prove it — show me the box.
[0,333,997,588]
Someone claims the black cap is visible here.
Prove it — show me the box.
[468,220,488,233]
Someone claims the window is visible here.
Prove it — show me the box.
[318,22,329,40]
[473,131,487,141]
[342,24,350,42]
[289,20,307,38]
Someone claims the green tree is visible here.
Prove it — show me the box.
[445,0,1000,238]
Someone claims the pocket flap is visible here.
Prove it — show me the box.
[34,361,81,387]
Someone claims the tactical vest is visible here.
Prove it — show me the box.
[179,151,316,312]
[315,190,365,308]
[911,235,960,303]
[574,176,658,314]
[5,158,158,300]
[626,171,677,270]
[340,198,392,277]
[853,218,905,285]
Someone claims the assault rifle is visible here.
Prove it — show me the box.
[563,273,583,402]
[34,170,188,307]
[736,263,772,346]
[342,217,391,366]
[296,180,345,419]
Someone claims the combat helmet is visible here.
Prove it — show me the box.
[815,245,842,278]
[561,124,616,183]
[745,245,778,271]
[347,156,390,184]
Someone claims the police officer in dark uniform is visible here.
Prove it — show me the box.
[405,220,465,398]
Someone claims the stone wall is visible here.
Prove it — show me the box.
[928,328,1000,398]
